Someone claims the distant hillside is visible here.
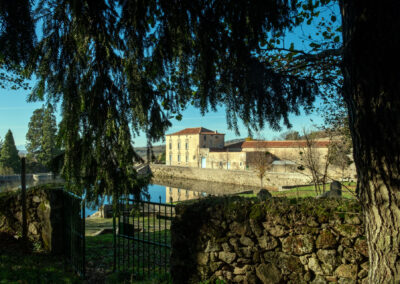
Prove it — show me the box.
[135,145,165,160]
[225,138,245,146]
[135,139,247,160]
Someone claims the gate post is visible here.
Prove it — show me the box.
[21,157,27,241]
[113,201,117,272]
[82,198,86,278]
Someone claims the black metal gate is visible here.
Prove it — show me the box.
[114,197,175,279]
[63,191,85,277]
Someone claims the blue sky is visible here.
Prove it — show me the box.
[0,83,323,149]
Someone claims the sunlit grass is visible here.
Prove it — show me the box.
[239,182,357,199]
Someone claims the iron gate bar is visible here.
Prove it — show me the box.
[63,191,85,278]
[115,196,174,279]
[126,198,175,207]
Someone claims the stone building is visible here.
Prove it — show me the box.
[165,127,225,168]
[165,127,356,179]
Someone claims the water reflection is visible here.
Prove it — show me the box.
[1,176,257,217]
[152,176,257,200]
[165,186,207,203]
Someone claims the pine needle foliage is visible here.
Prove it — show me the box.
[24,0,317,201]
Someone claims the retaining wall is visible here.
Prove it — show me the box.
[171,197,368,283]
[0,184,67,253]
[150,164,311,190]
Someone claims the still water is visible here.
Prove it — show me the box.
[0,177,257,217]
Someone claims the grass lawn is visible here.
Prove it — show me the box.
[239,182,357,199]
[0,232,79,284]
[86,232,171,283]
[85,217,114,236]
[85,215,172,283]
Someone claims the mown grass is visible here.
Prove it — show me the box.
[239,182,357,199]
[86,230,172,283]
[85,217,114,236]
[0,231,172,283]
[0,233,79,283]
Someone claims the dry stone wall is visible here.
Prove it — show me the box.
[150,164,311,190]
[0,184,66,253]
[171,197,368,283]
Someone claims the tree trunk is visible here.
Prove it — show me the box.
[340,1,400,282]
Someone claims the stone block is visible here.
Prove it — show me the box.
[240,235,255,247]
[256,263,282,284]
[258,235,278,250]
[354,238,368,257]
[262,222,288,237]
[316,230,337,249]
[335,264,358,280]
[218,251,236,264]
[282,235,314,255]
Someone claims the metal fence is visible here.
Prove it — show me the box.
[63,191,85,278]
[114,197,175,279]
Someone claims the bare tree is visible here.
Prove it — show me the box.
[247,147,274,188]
[298,131,322,195]
[326,134,353,181]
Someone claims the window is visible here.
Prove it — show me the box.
[169,143,171,149]
[185,142,188,150]
[193,155,196,160]
[178,142,180,149]
[186,155,188,162]
[178,155,181,162]
[204,135,206,141]
[169,155,172,161]
[240,162,243,166]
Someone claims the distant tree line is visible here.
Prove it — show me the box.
[0,105,61,175]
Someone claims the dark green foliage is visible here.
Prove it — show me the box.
[285,131,300,140]
[0,0,35,66]
[24,0,317,201]
[0,0,35,89]
[0,130,20,174]
[26,105,61,171]
[1,1,341,202]
[157,151,166,164]
[279,130,301,140]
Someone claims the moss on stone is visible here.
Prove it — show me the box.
[38,202,47,212]
[249,203,266,221]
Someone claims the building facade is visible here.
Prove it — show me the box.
[165,127,356,179]
[165,127,225,167]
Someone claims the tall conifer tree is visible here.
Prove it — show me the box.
[0,130,20,173]
[26,105,60,170]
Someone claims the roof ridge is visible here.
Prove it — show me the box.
[166,127,224,136]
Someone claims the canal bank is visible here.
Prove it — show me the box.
[149,164,311,190]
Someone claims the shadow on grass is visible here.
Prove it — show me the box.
[85,232,172,283]
[0,232,79,283]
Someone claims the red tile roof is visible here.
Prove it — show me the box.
[166,127,225,136]
[241,140,330,148]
